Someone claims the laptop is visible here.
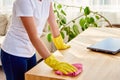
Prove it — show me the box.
[87,38,120,54]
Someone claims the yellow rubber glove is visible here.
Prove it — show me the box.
[44,54,77,74]
[52,35,70,50]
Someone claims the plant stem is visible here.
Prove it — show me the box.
[91,11,112,27]
[54,1,113,30]
[66,14,84,25]
[60,14,84,31]
[54,1,80,8]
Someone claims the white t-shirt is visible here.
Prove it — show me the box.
[1,0,52,57]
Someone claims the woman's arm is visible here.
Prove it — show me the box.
[48,2,60,38]
[20,17,77,74]
[20,17,50,59]
[47,3,70,50]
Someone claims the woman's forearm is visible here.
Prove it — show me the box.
[21,17,51,59]
[30,35,51,59]
[48,2,60,38]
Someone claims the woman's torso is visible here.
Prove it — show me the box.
[1,0,51,57]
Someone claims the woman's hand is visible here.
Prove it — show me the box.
[52,34,70,50]
[44,54,77,74]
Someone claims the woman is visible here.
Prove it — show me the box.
[0,0,77,80]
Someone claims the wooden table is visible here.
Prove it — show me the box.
[25,27,120,80]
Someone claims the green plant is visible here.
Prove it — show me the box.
[47,2,112,42]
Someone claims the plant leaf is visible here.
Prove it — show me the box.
[85,17,90,24]
[72,20,75,23]
[79,18,86,27]
[95,15,100,20]
[57,4,62,10]
[68,31,76,41]
[61,10,66,16]
[81,22,89,31]
[61,17,66,24]
[93,22,98,27]
[72,24,80,35]
[89,17,95,23]
[54,3,56,9]
[84,6,90,16]
[64,26,70,35]
[54,10,57,13]
[60,31,65,39]
[69,31,76,38]
[57,11,60,18]
[84,23,88,29]
[47,33,52,42]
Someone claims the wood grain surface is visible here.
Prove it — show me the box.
[25,27,120,80]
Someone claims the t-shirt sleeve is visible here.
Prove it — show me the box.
[15,0,34,17]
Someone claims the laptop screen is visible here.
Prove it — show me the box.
[87,38,120,54]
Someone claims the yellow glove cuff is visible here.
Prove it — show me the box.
[44,54,60,69]
[52,35,70,50]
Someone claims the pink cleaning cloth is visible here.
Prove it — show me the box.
[55,63,83,77]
